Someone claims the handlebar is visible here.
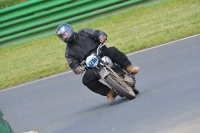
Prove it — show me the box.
[79,42,106,75]
[80,42,106,66]
[97,42,106,55]
[80,60,86,66]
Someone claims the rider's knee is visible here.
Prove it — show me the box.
[82,78,88,86]
[108,47,118,52]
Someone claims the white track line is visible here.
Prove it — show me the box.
[1,34,199,92]
[127,34,200,56]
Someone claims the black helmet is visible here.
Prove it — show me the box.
[56,23,74,43]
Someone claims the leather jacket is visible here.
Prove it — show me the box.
[65,28,107,74]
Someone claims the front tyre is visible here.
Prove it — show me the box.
[105,72,135,100]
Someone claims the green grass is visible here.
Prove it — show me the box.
[0,0,27,9]
[0,0,200,90]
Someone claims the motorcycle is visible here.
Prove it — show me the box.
[80,43,136,100]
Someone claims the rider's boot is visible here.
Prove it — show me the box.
[132,87,139,95]
[107,89,117,104]
[125,65,139,74]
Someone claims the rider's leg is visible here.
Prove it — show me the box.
[82,69,117,104]
[101,46,139,94]
[100,46,139,74]
[82,69,109,96]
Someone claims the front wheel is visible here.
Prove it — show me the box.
[105,72,135,100]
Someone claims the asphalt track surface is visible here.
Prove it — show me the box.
[0,35,200,133]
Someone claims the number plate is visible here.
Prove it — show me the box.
[86,54,99,68]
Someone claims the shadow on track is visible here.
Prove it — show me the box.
[77,97,131,114]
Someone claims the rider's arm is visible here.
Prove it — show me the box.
[66,56,80,74]
[79,28,107,42]
[65,49,80,74]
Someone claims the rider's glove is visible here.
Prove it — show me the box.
[76,66,82,74]
[99,35,107,43]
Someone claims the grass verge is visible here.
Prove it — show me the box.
[0,0,27,9]
[0,0,200,90]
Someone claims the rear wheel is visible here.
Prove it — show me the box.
[105,71,135,100]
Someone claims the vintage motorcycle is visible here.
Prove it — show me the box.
[80,43,137,99]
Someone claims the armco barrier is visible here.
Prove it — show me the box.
[0,0,142,47]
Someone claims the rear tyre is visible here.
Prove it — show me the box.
[105,72,135,100]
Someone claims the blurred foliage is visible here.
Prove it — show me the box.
[0,0,28,9]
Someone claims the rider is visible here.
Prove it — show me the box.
[56,23,139,104]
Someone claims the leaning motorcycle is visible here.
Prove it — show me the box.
[80,43,136,100]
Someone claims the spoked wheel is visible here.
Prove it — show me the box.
[105,71,135,100]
